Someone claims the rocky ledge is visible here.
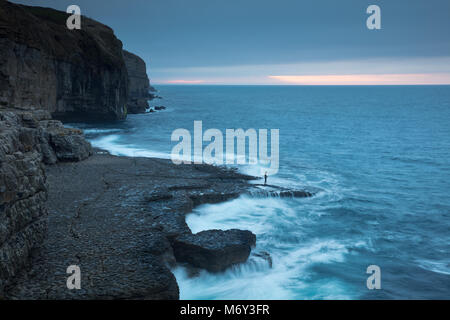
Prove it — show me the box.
[1,121,314,299]
[3,152,259,299]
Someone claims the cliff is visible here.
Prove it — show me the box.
[0,110,92,296]
[0,1,129,121]
[0,1,166,298]
[123,50,155,114]
[0,111,48,297]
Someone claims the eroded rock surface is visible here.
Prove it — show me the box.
[0,110,94,297]
[0,111,48,297]
[248,185,314,198]
[173,229,256,272]
[40,120,93,162]
[4,153,258,299]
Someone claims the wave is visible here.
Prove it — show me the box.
[416,259,450,275]
[83,128,123,135]
[173,237,362,300]
[86,126,358,299]
[178,195,366,299]
[86,127,343,200]
[388,155,445,167]
[90,135,176,160]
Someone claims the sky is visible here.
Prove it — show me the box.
[11,0,450,85]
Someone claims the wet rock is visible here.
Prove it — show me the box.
[144,189,173,202]
[280,190,313,198]
[172,229,256,272]
[254,251,273,268]
[168,183,211,191]
[189,191,241,206]
[248,185,314,198]
[154,106,166,111]
[183,264,202,278]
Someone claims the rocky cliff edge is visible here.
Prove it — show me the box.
[0,1,129,121]
[0,110,92,296]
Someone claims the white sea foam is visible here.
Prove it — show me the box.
[83,128,123,135]
[416,259,450,275]
[90,134,185,161]
[176,195,359,299]
[88,129,354,300]
[173,237,357,300]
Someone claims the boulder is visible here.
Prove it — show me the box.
[35,117,93,162]
[172,229,256,272]
[48,132,93,162]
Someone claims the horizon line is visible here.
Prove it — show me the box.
[152,83,450,86]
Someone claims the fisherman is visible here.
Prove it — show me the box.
[264,171,268,185]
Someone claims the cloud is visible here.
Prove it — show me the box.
[151,57,450,85]
[164,80,206,84]
[268,74,450,85]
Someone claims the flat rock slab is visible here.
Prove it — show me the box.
[5,152,255,299]
[172,229,256,272]
[248,184,316,198]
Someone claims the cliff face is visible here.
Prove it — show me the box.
[0,1,158,297]
[0,1,129,121]
[0,109,92,296]
[0,112,48,297]
[123,50,154,114]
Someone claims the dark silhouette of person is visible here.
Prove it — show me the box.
[264,171,268,185]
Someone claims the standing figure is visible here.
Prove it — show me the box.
[264,171,268,185]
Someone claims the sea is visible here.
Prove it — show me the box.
[69,85,450,299]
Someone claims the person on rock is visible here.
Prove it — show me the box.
[264,171,268,186]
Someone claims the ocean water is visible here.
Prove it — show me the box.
[71,85,450,299]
